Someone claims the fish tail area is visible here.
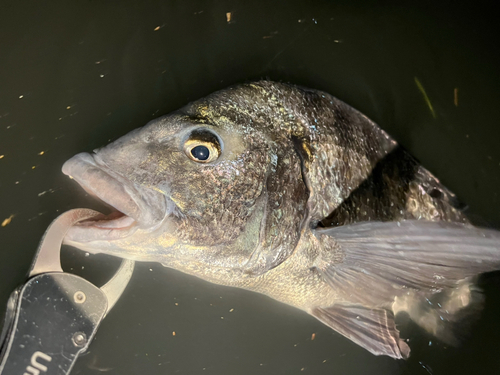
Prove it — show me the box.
[313,220,500,358]
[394,279,485,346]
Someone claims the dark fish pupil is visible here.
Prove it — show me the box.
[191,145,210,161]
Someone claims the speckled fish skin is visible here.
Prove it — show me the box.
[62,81,500,359]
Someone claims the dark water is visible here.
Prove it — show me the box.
[1,0,500,374]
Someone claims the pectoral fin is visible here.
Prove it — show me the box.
[314,221,500,306]
[311,305,410,359]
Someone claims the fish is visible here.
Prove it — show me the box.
[62,81,500,359]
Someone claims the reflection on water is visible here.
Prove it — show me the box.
[1,0,499,374]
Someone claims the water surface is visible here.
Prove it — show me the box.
[1,0,500,374]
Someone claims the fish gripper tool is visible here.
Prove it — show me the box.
[0,209,135,375]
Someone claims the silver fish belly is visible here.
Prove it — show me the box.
[62,81,500,359]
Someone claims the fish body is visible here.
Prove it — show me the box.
[62,81,500,359]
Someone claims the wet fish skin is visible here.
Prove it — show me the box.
[62,81,499,359]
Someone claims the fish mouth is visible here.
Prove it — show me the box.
[62,152,166,243]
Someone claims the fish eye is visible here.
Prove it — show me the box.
[183,129,221,163]
[191,145,210,161]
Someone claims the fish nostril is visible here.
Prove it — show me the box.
[429,188,443,199]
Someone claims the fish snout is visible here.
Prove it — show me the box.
[62,152,166,229]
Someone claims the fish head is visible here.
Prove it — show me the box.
[63,85,309,280]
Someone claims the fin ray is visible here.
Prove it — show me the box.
[311,305,410,359]
[314,221,500,307]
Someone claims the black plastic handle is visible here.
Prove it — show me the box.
[0,273,107,375]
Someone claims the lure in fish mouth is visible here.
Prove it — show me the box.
[62,81,500,359]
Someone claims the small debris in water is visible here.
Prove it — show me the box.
[66,106,71,110]
[454,88,459,107]
[226,12,232,23]
[322,360,327,363]
[311,333,316,340]
[154,26,161,31]
[229,308,234,312]
[0,155,4,159]
[419,361,434,374]
[301,368,305,371]
[31,166,36,169]
[263,31,279,39]
[1,215,14,227]
[175,302,178,306]
[414,77,436,118]
[172,331,176,336]
[85,253,90,257]
[149,268,153,271]
[19,95,23,99]
[38,151,44,155]
[220,316,224,319]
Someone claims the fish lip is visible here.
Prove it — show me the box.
[62,152,167,242]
